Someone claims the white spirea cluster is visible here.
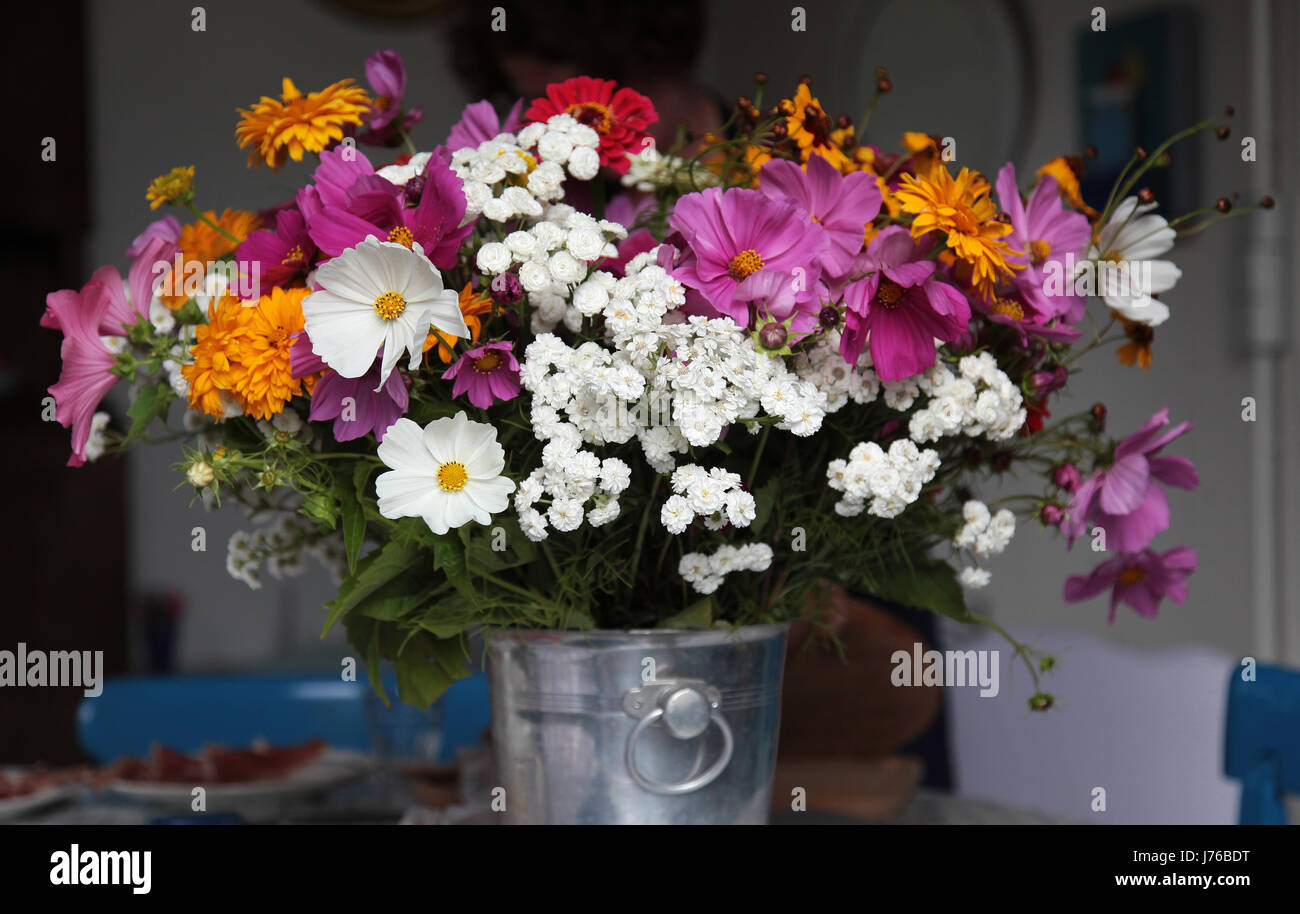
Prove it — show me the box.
[376,150,432,186]
[660,464,756,534]
[476,204,625,333]
[227,516,351,591]
[513,435,630,541]
[953,500,1017,557]
[793,330,881,414]
[679,543,774,595]
[516,114,603,181]
[83,412,111,462]
[826,439,941,519]
[908,353,1026,443]
[451,136,565,221]
[958,566,991,589]
[521,334,646,446]
[620,146,722,193]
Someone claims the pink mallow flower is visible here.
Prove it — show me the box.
[758,153,881,279]
[839,226,971,381]
[307,148,472,270]
[1064,408,1199,553]
[44,237,175,465]
[290,333,408,442]
[442,341,520,409]
[668,186,826,327]
[1064,546,1197,623]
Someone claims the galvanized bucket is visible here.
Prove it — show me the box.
[488,624,789,824]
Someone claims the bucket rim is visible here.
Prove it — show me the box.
[484,622,790,649]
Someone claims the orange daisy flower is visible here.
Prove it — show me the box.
[236,77,372,171]
[1037,156,1098,219]
[182,293,252,419]
[785,84,851,173]
[161,209,261,310]
[230,287,310,419]
[1116,317,1155,369]
[425,284,493,363]
[895,166,1021,298]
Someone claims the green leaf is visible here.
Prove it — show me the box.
[661,597,713,629]
[173,299,206,325]
[871,561,973,622]
[354,569,440,621]
[340,485,365,575]
[124,383,172,445]
[751,479,780,534]
[343,615,390,707]
[433,534,472,599]
[394,631,470,710]
[407,398,460,427]
[322,535,422,635]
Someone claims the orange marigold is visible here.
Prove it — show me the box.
[161,209,261,310]
[425,284,493,363]
[231,287,310,419]
[236,77,373,170]
[182,293,252,419]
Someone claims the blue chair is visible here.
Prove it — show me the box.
[77,670,490,765]
[1224,662,1300,824]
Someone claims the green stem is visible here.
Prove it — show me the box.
[184,203,241,244]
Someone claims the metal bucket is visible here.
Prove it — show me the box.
[488,624,789,824]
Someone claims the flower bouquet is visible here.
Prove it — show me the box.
[42,50,1265,820]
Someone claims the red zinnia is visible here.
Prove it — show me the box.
[525,76,657,175]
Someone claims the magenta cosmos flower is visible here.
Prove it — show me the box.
[357,49,424,146]
[1064,546,1197,623]
[996,163,1091,324]
[307,149,471,269]
[43,237,174,465]
[669,187,826,326]
[839,226,971,381]
[445,98,524,151]
[442,341,520,409]
[236,208,316,290]
[1065,408,1198,552]
[759,154,881,279]
[290,334,408,441]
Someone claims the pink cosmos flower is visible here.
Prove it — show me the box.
[442,341,520,409]
[669,187,826,326]
[44,237,174,466]
[838,226,971,380]
[294,146,377,225]
[307,149,471,269]
[290,334,408,442]
[759,154,881,279]
[445,98,524,151]
[996,163,1091,324]
[236,209,316,289]
[1064,408,1198,552]
[357,50,424,146]
[1064,546,1198,623]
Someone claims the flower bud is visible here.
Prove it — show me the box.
[187,460,215,488]
[403,174,425,206]
[489,272,522,305]
[1040,503,1065,526]
[758,321,788,350]
[992,451,1013,472]
[1028,693,1055,712]
[1052,463,1082,492]
[818,305,840,329]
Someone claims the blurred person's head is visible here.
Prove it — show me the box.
[444,0,720,145]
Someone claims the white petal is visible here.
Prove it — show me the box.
[304,299,386,379]
[376,418,436,473]
[376,470,438,519]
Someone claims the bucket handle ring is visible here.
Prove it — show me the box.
[622,682,734,795]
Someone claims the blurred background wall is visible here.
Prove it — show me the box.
[8,0,1296,818]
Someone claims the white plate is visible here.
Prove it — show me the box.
[0,781,78,821]
[105,749,373,819]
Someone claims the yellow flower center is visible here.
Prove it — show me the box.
[990,298,1025,322]
[728,249,765,281]
[436,460,469,492]
[1029,239,1052,265]
[876,278,904,308]
[373,290,407,320]
[1116,565,1145,587]
[565,101,613,134]
[281,244,304,266]
[387,226,414,249]
[473,352,501,373]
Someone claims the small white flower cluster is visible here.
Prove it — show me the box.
[953,500,1017,557]
[620,146,722,193]
[476,205,625,333]
[376,150,432,187]
[84,411,111,462]
[907,354,1026,443]
[226,514,349,589]
[516,114,603,181]
[679,543,774,595]
[958,566,992,589]
[256,409,314,445]
[514,436,631,541]
[826,439,941,519]
[451,135,565,222]
[521,333,646,446]
[659,464,756,534]
[793,330,881,414]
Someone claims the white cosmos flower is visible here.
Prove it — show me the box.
[303,239,468,390]
[1088,196,1180,326]
[376,413,517,536]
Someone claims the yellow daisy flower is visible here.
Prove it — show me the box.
[785,84,851,172]
[895,166,1021,297]
[146,166,195,210]
[236,77,372,171]
[1037,156,1098,219]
